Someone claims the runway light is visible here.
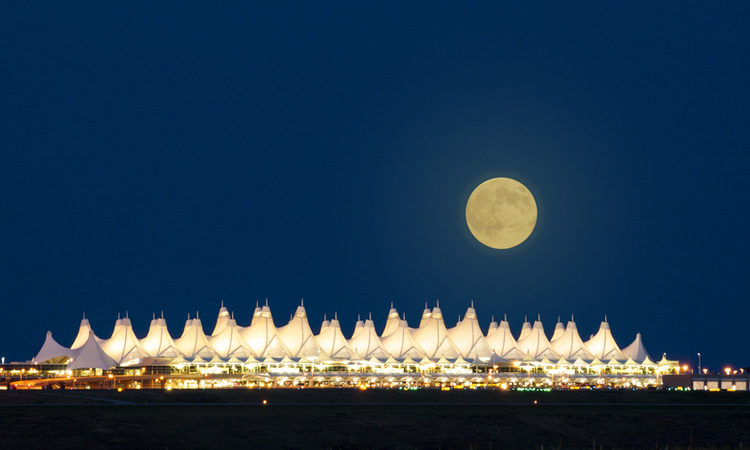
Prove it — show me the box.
[262,400,267,405]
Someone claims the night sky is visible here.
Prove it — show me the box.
[2,3,748,370]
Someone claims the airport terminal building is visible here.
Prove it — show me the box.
[10,302,681,389]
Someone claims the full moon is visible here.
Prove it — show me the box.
[465,177,537,249]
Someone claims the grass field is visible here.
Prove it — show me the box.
[1,389,748,449]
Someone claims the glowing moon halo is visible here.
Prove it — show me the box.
[465,177,537,249]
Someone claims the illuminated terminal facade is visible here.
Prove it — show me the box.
[7,301,682,389]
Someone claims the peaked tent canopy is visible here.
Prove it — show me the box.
[277,302,322,359]
[316,315,355,360]
[585,319,625,362]
[211,302,231,337]
[381,304,401,338]
[517,318,560,361]
[381,318,426,359]
[71,316,102,350]
[412,305,460,359]
[101,316,149,365]
[518,318,532,341]
[67,333,118,370]
[241,304,289,358]
[550,318,565,343]
[348,318,390,360]
[621,332,652,364]
[448,304,492,360]
[175,316,216,359]
[418,303,432,328]
[34,331,73,364]
[551,318,594,361]
[141,314,182,358]
[485,317,525,361]
[208,317,256,359]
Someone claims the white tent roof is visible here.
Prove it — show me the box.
[101,315,149,365]
[175,316,215,359]
[551,318,594,361]
[412,305,460,359]
[518,318,532,341]
[351,316,365,339]
[211,302,231,336]
[517,318,560,361]
[381,318,426,359]
[550,318,565,343]
[348,318,390,360]
[621,332,651,364]
[250,302,263,325]
[240,304,289,358]
[315,314,355,360]
[71,316,102,349]
[448,304,492,360]
[208,316,255,359]
[319,315,331,333]
[34,331,72,364]
[67,333,117,370]
[381,303,401,338]
[484,316,525,361]
[418,303,432,328]
[141,314,182,358]
[584,318,625,361]
[488,320,499,333]
[277,302,322,359]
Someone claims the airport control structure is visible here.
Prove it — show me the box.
[7,301,683,390]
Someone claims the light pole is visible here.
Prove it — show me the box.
[697,353,701,373]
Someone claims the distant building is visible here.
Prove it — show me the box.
[11,302,681,389]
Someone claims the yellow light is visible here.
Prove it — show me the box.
[262,400,267,405]
[725,368,732,375]
[682,365,688,371]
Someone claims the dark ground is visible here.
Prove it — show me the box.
[1,389,748,449]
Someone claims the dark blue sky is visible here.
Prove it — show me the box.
[2,3,748,370]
